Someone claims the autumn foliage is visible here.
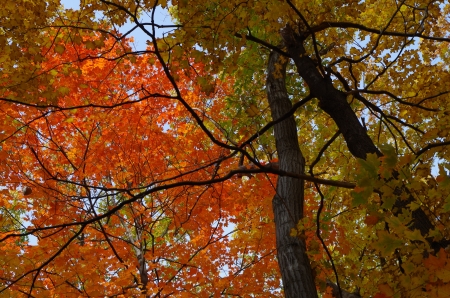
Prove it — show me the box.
[1,0,450,297]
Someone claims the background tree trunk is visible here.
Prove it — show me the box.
[267,50,318,298]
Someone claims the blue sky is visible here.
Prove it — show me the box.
[60,0,174,51]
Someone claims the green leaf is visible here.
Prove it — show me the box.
[381,191,396,209]
[385,215,404,230]
[443,194,450,212]
[351,186,372,207]
[380,143,397,169]
[373,231,403,255]
[358,153,380,178]
[404,229,428,246]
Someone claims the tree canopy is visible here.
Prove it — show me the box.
[1,0,450,297]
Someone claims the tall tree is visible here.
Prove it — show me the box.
[1,0,450,297]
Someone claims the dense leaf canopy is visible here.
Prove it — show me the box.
[1,0,450,297]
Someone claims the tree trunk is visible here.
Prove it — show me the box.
[279,25,448,249]
[267,50,318,298]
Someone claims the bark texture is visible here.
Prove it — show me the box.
[267,50,318,298]
[280,26,380,160]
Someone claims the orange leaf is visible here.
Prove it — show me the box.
[364,215,379,226]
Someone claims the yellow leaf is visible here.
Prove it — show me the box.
[85,41,96,50]
[245,104,259,117]
[436,268,450,283]
[408,201,421,211]
[54,44,65,54]
[58,86,70,95]
[404,229,428,247]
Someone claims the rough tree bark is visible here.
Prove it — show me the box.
[266,50,318,298]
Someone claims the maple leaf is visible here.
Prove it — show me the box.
[372,231,404,255]
[364,214,380,226]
